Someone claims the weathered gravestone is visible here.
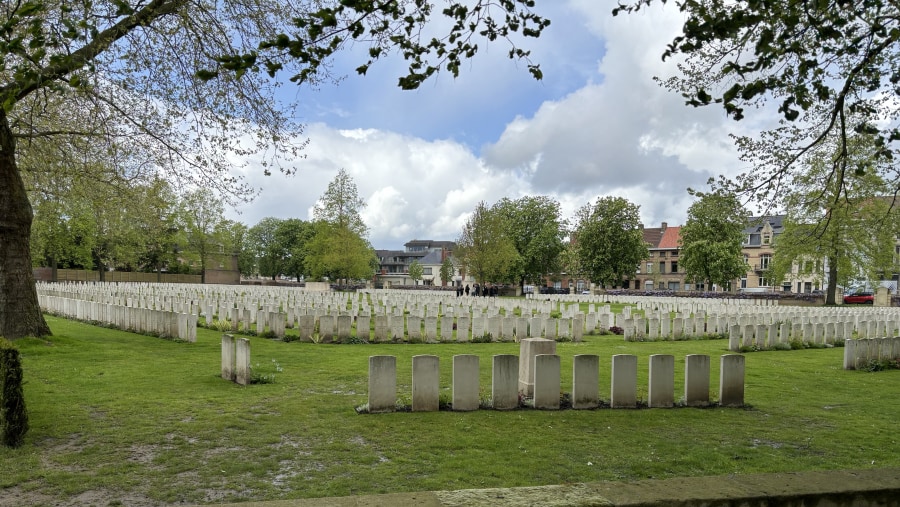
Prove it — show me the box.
[452,355,480,411]
[368,355,396,413]
[412,355,440,412]
[518,338,556,398]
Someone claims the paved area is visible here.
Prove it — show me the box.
[204,468,900,507]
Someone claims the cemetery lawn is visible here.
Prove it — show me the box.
[1,314,898,506]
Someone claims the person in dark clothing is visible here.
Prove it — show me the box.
[465,284,470,296]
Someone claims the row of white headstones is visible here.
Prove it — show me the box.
[220,334,746,411]
[39,283,900,370]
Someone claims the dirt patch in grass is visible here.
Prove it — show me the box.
[128,444,160,465]
[0,486,167,507]
[435,484,614,507]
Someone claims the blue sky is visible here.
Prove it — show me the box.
[289,2,608,148]
[227,1,753,250]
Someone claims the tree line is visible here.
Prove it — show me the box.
[30,168,378,284]
[456,174,899,304]
[33,156,900,308]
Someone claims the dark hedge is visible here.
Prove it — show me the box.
[0,338,28,448]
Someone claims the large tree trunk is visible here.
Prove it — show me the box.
[0,109,51,339]
[826,255,839,305]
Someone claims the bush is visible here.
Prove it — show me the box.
[208,319,232,332]
[472,333,493,343]
[0,339,28,448]
[608,326,624,336]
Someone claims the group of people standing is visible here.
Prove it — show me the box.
[455,284,499,297]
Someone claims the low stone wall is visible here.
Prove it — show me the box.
[34,268,201,284]
[203,269,239,285]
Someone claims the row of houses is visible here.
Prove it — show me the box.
[375,217,900,294]
[541,218,795,294]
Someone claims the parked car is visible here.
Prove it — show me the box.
[843,290,874,304]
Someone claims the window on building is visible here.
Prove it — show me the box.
[804,282,812,293]
[740,277,747,289]
[763,234,771,244]
[554,281,562,289]
[759,276,770,287]
[668,281,680,290]
[576,280,586,291]
[423,267,432,275]
[659,251,666,258]
[646,262,653,274]
[760,254,771,270]
[659,262,665,274]
[782,283,792,293]
[671,261,678,273]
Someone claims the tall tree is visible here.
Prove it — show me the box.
[492,196,566,291]
[312,168,368,236]
[245,217,285,280]
[215,219,250,276]
[679,186,749,290]
[276,218,315,282]
[180,189,225,283]
[2,0,319,337]
[439,257,455,287]
[456,201,519,286]
[408,260,424,286]
[31,165,149,278]
[614,1,900,212]
[1,0,548,339]
[307,169,375,282]
[571,196,647,288]
[770,137,899,304]
[305,222,376,282]
[133,179,181,280]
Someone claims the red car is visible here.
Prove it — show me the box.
[843,290,874,304]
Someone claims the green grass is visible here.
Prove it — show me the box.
[1,314,899,505]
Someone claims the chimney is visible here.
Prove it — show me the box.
[661,222,668,230]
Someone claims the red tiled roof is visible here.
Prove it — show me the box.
[642,227,665,247]
[657,226,681,249]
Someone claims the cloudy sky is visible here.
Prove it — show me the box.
[226,1,755,250]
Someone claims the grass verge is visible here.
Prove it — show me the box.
[0,314,898,505]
